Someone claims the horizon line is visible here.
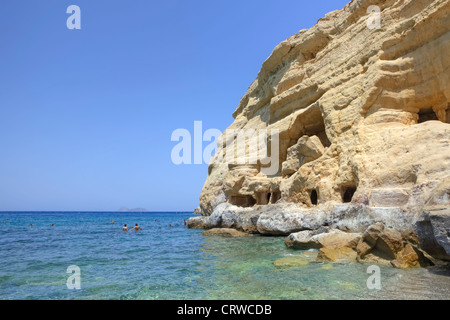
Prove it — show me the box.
[0,210,196,213]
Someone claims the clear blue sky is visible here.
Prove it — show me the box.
[0,0,349,211]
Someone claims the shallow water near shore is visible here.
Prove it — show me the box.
[0,212,449,300]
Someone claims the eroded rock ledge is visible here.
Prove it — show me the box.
[190,0,450,268]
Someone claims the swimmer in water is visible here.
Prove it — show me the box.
[183,219,187,226]
[129,223,142,231]
[51,224,54,227]
[111,220,115,224]
[30,224,33,227]
[122,224,128,231]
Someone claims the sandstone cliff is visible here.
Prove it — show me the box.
[191,0,450,263]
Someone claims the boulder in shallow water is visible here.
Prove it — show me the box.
[285,230,322,250]
[285,228,361,251]
[208,203,261,233]
[356,222,403,263]
[187,216,212,229]
[317,247,357,263]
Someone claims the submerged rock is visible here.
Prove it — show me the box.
[202,228,250,237]
[273,251,318,268]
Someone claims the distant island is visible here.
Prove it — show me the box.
[118,207,148,212]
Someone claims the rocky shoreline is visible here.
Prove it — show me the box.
[189,180,450,269]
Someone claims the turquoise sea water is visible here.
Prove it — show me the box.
[0,212,449,300]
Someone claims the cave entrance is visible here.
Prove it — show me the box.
[310,189,318,206]
[283,105,331,166]
[270,191,281,204]
[342,186,356,203]
[301,108,331,148]
[418,107,439,123]
[229,195,256,208]
[254,191,282,205]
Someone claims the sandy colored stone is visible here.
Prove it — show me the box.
[391,244,433,269]
[317,232,361,250]
[285,228,361,250]
[357,222,404,263]
[317,247,357,263]
[376,228,404,259]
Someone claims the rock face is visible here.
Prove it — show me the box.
[190,0,450,266]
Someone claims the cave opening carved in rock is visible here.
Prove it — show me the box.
[270,191,281,204]
[310,189,318,205]
[341,186,357,203]
[229,195,256,208]
[254,191,282,205]
[281,106,330,177]
[293,106,331,148]
[418,107,439,123]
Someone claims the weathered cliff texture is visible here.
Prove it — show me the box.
[193,0,450,261]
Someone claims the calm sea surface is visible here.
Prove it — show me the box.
[0,211,449,300]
